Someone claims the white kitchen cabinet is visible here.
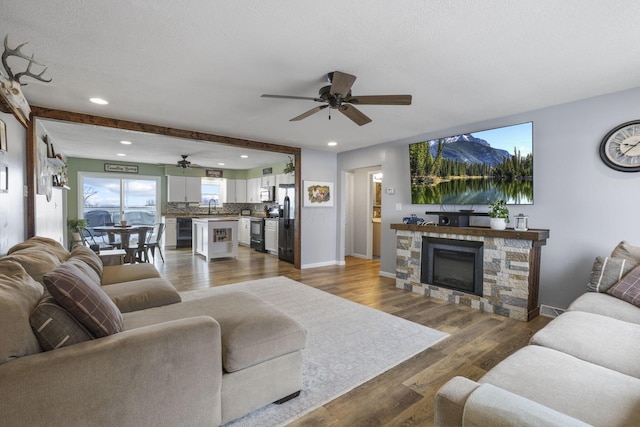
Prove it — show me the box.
[225,179,235,203]
[246,178,262,203]
[265,218,278,254]
[276,173,295,187]
[261,175,275,187]
[167,176,201,203]
[238,217,251,246]
[162,217,177,248]
[235,179,247,203]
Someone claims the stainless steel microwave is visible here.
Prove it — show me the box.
[259,186,275,202]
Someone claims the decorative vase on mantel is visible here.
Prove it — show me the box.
[488,199,509,230]
[489,218,507,230]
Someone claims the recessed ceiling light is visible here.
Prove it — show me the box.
[120,140,132,145]
[116,153,126,157]
[89,97,109,105]
[218,162,225,166]
[240,155,249,158]
[328,141,338,146]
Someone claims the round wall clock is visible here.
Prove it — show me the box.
[600,120,640,172]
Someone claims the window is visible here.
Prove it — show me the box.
[201,177,226,206]
[79,172,161,226]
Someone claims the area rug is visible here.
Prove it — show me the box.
[180,276,449,427]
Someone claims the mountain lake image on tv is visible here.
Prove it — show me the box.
[409,122,533,205]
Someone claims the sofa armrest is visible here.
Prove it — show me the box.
[462,383,591,427]
[0,316,222,427]
[435,376,481,426]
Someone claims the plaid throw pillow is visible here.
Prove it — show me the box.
[43,263,123,338]
[607,265,640,307]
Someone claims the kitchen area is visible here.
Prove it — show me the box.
[161,170,295,263]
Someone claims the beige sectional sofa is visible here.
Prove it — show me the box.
[0,237,307,426]
[435,240,640,427]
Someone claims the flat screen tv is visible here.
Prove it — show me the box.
[409,122,533,205]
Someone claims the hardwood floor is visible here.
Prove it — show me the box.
[152,246,550,426]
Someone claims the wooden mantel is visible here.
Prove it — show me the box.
[390,223,549,244]
[391,224,550,321]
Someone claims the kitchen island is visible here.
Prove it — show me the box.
[192,217,239,260]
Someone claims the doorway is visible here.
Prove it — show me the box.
[344,165,381,260]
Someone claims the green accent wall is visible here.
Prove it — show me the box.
[66,158,291,218]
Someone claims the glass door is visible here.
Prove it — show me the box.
[79,172,160,226]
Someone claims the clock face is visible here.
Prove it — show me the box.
[600,121,640,172]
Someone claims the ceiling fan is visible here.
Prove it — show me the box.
[176,155,191,168]
[261,71,412,126]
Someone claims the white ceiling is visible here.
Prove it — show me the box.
[4,1,640,167]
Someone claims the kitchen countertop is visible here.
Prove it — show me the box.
[192,217,239,222]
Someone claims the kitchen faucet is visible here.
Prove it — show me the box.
[208,199,215,215]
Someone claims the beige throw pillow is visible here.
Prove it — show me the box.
[0,259,45,364]
[611,241,640,264]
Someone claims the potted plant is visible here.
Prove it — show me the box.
[488,199,509,230]
[283,156,295,174]
[67,218,88,244]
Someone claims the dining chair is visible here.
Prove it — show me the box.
[144,223,165,263]
[77,226,113,251]
[124,226,151,263]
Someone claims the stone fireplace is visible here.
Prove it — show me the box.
[391,224,549,321]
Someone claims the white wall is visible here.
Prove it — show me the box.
[0,112,26,255]
[300,148,338,268]
[338,86,640,309]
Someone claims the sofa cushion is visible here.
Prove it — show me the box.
[611,240,640,263]
[101,263,160,286]
[70,245,103,279]
[568,292,640,324]
[0,259,44,364]
[29,296,94,350]
[101,278,181,313]
[43,263,123,338]
[607,265,640,307]
[8,236,71,262]
[480,345,640,426]
[4,248,61,285]
[587,256,637,292]
[530,310,640,378]
[123,291,307,372]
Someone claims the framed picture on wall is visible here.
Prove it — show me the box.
[206,169,223,178]
[0,120,6,152]
[304,180,334,207]
[0,161,7,193]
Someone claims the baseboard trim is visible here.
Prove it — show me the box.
[301,260,341,269]
[379,270,396,279]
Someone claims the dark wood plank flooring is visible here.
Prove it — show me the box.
[151,246,550,426]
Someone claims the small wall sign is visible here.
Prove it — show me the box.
[206,169,223,178]
[262,167,272,175]
[104,163,138,173]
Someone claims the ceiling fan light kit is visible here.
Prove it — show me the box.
[262,71,412,126]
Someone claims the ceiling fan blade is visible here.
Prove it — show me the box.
[329,71,357,96]
[339,104,372,126]
[290,105,328,121]
[261,94,322,102]
[346,94,412,105]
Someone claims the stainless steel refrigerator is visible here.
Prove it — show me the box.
[278,184,295,263]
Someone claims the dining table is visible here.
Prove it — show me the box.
[92,225,153,263]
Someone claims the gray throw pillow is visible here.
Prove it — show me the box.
[43,263,123,338]
[30,296,94,350]
[607,265,640,307]
[588,256,637,293]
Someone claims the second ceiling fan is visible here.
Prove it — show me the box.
[261,71,412,126]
